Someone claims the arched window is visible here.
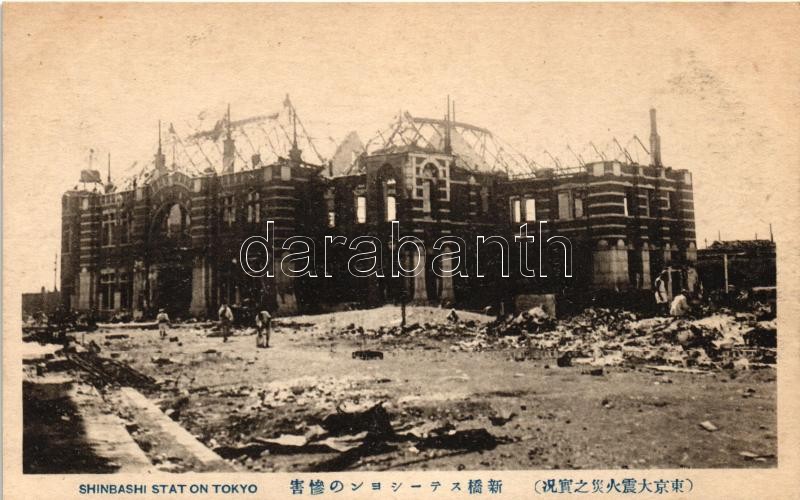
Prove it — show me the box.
[422,163,439,178]
[355,186,367,224]
[154,203,191,241]
[420,163,439,214]
[325,187,336,228]
[166,204,185,238]
[385,178,397,222]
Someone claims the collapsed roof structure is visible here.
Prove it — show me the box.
[121,96,328,189]
[103,96,657,189]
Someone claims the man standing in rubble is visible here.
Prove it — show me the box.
[670,289,692,317]
[653,271,670,315]
[255,309,271,348]
[156,308,170,340]
[218,302,234,342]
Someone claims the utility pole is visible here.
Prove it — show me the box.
[723,253,729,294]
[53,253,58,292]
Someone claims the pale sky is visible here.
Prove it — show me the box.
[4,3,799,292]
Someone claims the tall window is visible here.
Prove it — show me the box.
[480,187,490,214]
[100,271,114,310]
[384,177,397,222]
[247,191,261,223]
[574,193,584,218]
[118,273,130,309]
[325,187,336,228]
[420,163,439,215]
[422,183,432,213]
[646,189,657,217]
[119,211,131,244]
[668,191,678,213]
[222,195,236,226]
[166,204,183,238]
[101,210,115,246]
[510,197,522,223]
[557,192,571,219]
[524,197,536,222]
[386,195,397,221]
[64,227,72,254]
[625,189,637,217]
[356,195,367,224]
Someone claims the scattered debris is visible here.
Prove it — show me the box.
[151,356,176,366]
[739,451,775,461]
[447,309,459,323]
[66,351,157,389]
[416,428,499,452]
[352,350,384,360]
[488,410,517,427]
[699,420,719,432]
[321,403,394,438]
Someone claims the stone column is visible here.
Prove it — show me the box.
[132,261,145,319]
[190,255,209,318]
[685,242,698,263]
[411,250,428,304]
[275,253,298,314]
[78,268,93,311]
[663,243,673,266]
[640,245,652,290]
[439,246,455,303]
[591,239,630,289]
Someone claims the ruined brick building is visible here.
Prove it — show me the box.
[61,99,696,319]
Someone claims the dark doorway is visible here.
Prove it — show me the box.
[152,261,192,319]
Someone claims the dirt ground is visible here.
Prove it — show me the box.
[90,306,776,472]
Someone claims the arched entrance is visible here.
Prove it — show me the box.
[147,202,193,319]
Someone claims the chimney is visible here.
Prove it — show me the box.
[104,152,115,193]
[222,104,236,174]
[251,153,261,168]
[444,95,452,155]
[649,108,662,167]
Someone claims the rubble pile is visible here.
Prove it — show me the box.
[164,373,508,472]
[210,401,505,472]
[327,320,481,347]
[317,304,776,371]
[490,307,776,370]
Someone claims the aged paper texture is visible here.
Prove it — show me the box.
[3,3,799,499]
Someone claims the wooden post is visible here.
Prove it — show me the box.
[723,253,729,294]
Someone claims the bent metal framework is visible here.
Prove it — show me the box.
[60,102,696,319]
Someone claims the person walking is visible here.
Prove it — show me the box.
[653,271,669,315]
[156,308,170,340]
[255,309,271,348]
[218,302,234,342]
